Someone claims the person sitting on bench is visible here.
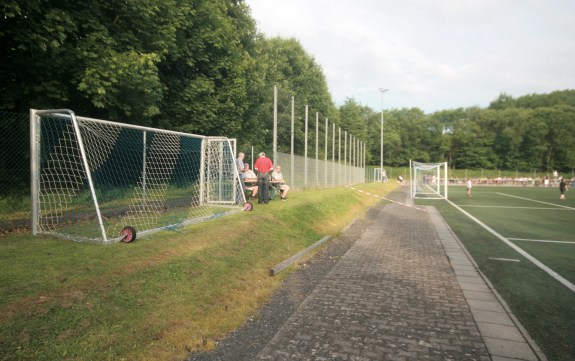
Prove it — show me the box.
[271,165,290,201]
[243,163,258,199]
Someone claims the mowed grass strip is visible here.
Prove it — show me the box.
[419,186,575,361]
[0,182,397,361]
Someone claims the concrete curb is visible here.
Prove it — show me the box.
[270,235,331,276]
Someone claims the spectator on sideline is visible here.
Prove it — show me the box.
[236,152,246,192]
[243,163,258,199]
[271,165,290,201]
[235,152,245,171]
[236,152,245,177]
[559,177,567,200]
[254,152,273,204]
[466,179,472,197]
[234,152,247,204]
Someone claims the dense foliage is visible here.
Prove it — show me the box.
[347,90,575,173]
[1,0,574,172]
[0,0,259,135]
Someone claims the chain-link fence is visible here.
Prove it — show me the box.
[0,101,371,234]
[244,86,368,190]
[0,111,30,232]
[275,151,364,190]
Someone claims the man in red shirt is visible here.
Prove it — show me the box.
[254,152,274,204]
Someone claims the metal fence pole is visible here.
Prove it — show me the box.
[352,136,355,183]
[344,131,347,185]
[349,135,354,184]
[290,96,295,189]
[29,109,39,235]
[304,105,308,188]
[315,112,319,187]
[332,122,335,186]
[363,142,367,182]
[324,118,328,187]
[273,85,278,166]
[338,127,341,185]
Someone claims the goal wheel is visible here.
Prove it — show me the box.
[120,226,137,243]
[243,202,253,211]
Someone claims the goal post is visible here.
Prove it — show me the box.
[410,160,448,200]
[30,109,246,244]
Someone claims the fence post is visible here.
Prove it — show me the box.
[273,85,278,166]
[315,112,319,187]
[324,118,328,187]
[290,96,294,189]
[332,122,336,186]
[344,131,347,185]
[304,105,308,188]
[29,109,39,235]
[338,127,341,186]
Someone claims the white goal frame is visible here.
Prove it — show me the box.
[409,160,448,200]
[30,109,245,244]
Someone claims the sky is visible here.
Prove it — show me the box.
[245,0,575,114]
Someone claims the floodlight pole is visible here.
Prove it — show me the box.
[379,88,389,182]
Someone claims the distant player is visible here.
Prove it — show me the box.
[466,179,472,197]
[559,177,567,200]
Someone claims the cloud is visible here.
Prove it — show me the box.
[246,0,575,113]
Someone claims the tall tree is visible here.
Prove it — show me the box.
[338,98,369,143]
[163,0,256,135]
[241,36,336,156]
[1,0,173,122]
[383,108,440,166]
[533,105,575,172]
[1,0,257,132]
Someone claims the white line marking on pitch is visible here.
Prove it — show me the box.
[489,257,521,262]
[508,238,575,244]
[447,199,575,293]
[460,205,569,210]
[496,193,575,210]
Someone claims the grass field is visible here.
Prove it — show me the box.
[0,182,397,361]
[418,185,575,361]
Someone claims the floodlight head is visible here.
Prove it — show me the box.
[379,88,389,93]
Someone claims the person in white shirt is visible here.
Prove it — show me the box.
[466,179,472,197]
[243,163,258,199]
[271,165,290,201]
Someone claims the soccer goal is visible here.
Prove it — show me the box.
[409,160,448,199]
[30,109,246,244]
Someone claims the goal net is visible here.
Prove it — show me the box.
[30,109,245,244]
[409,160,448,199]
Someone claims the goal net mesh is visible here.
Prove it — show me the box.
[410,161,448,199]
[31,111,244,243]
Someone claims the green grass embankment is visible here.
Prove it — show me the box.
[0,182,398,361]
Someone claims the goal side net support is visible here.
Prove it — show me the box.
[30,109,245,244]
[409,160,448,200]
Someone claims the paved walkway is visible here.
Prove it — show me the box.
[254,188,545,361]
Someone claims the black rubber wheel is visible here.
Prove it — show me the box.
[243,202,253,211]
[120,226,137,243]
